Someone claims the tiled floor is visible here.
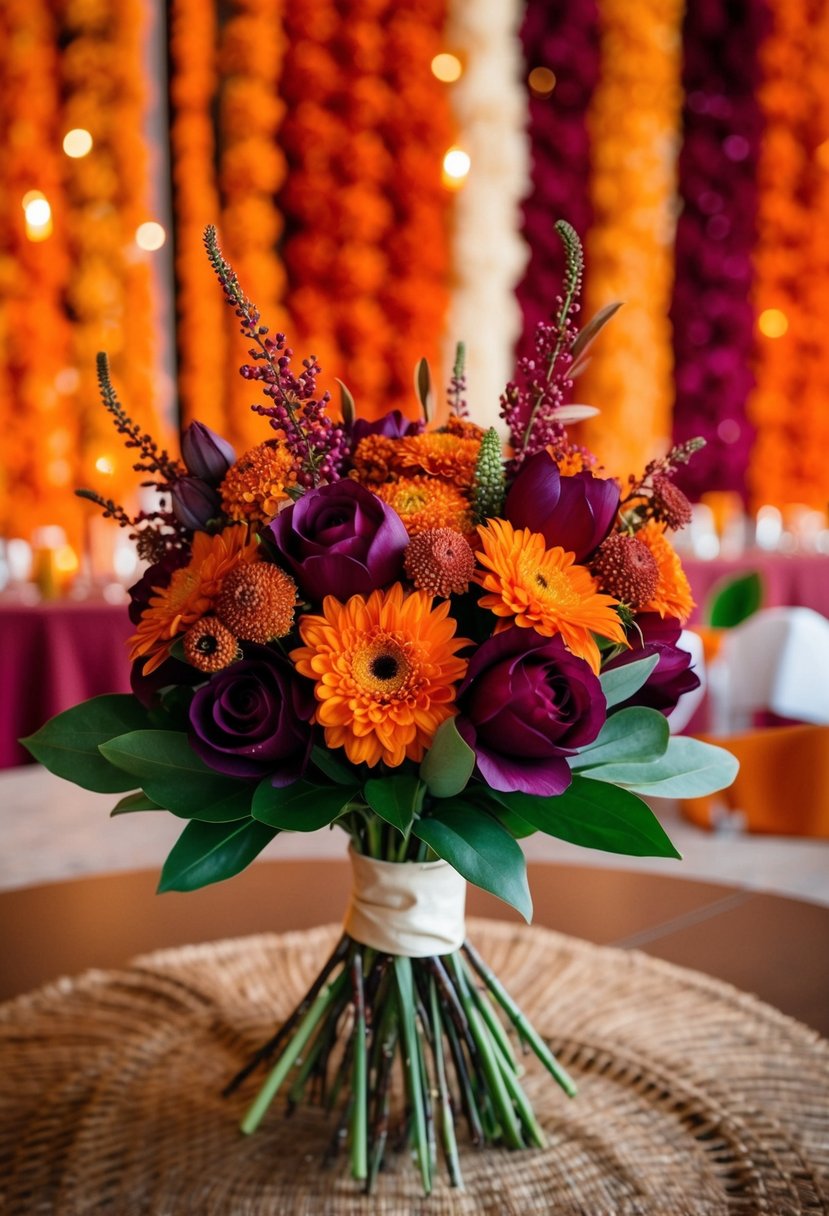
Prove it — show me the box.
[2,765,828,905]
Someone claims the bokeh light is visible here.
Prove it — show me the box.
[63,128,93,158]
[95,455,115,475]
[23,193,52,241]
[442,147,471,189]
[758,308,789,338]
[528,67,556,99]
[431,53,462,83]
[135,221,166,251]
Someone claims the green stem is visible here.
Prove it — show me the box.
[429,977,464,1188]
[463,941,577,1098]
[461,955,519,1073]
[350,955,368,1181]
[241,968,348,1134]
[449,954,525,1149]
[394,956,432,1194]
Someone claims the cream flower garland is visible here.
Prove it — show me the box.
[443,0,529,433]
[577,0,685,475]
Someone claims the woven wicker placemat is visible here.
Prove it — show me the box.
[0,919,826,1215]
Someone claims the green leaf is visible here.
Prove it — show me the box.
[364,773,424,835]
[252,779,356,831]
[413,802,532,921]
[310,745,355,786]
[110,791,162,816]
[413,356,434,423]
[570,707,670,770]
[335,378,356,428]
[99,731,253,821]
[158,818,277,892]
[706,571,763,628]
[420,718,476,798]
[580,736,739,799]
[599,654,659,709]
[21,695,151,793]
[499,776,681,859]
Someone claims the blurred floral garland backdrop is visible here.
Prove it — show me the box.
[0,0,828,551]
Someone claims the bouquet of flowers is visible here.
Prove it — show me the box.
[25,222,736,1193]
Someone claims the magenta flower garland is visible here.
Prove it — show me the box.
[669,0,769,504]
[515,0,600,360]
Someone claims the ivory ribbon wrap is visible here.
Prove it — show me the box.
[343,849,467,957]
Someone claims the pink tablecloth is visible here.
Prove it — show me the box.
[0,601,132,769]
[684,552,829,624]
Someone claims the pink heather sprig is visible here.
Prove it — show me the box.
[502,220,584,464]
[203,225,347,487]
[447,341,468,418]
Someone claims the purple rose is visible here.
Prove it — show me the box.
[603,614,701,716]
[188,645,314,785]
[505,450,619,561]
[170,476,221,531]
[269,480,409,602]
[181,421,236,483]
[456,627,607,796]
[350,410,423,444]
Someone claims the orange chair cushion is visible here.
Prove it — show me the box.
[680,724,829,838]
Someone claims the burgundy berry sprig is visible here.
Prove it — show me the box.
[447,341,468,418]
[619,438,705,531]
[203,225,347,489]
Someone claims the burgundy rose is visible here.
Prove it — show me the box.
[350,410,423,444]
[455,627,606,796]
[269,479,408,602]
[603,614,701,716]
[181,421,236,483]
[188,645,314,785]
[505,449,619,561]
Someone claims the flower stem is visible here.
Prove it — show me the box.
[463,940,577,1097]
[394,956,432,1194]
[350,954,368,1181]
[429,977,464,1188]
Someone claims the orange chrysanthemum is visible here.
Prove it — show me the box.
[129,527,259,674]
[219,440,296,523]
[637,520,695,624]
[349,434,400,485]
[546,445,599,476]
[475,518,626,673]
[291,584,469,768]
[394,432,481,488]
[373,476,473,538]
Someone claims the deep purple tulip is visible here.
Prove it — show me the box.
[269,479,409,602]
[455,627,607,796]
[170,476,221,531]
[181,421,236,483]
[188,645,314,785]
[350,410,424,445]
[602,614,701,716]
[505,450,619,562]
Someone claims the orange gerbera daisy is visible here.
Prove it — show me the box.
[129,526,260,674]
[219,439,296,523]
[394,432,481,487]
[291,584,469,768]
[476,518,626,673]
[546,445,599,476]
[373,476,473,538]
[637,520,695,623]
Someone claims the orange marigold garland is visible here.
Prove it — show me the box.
[746,0,829,510]
[576,0,685,474]
[278,0,452,418]
[0,0,74,542]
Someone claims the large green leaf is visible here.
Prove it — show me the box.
[99,731,252,821]
[580,736,739,798]
[706,571,763,628]
[364,774,424,835]
[413,802,532,921]
[570,707,669,770]
[599,654,659,709]
[419,717,476,798]
[310,745,355,786]
[158,818,277,892]
[252,779,356,831]
[21,695,151,792]
[499,776,680,859]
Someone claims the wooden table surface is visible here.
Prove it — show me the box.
[2,860,826,1037]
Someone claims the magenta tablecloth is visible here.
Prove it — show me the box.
[684,552,829,623]
[0,601,132,769]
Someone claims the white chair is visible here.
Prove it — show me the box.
[666,630,707,735]
[707,607,829,734]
